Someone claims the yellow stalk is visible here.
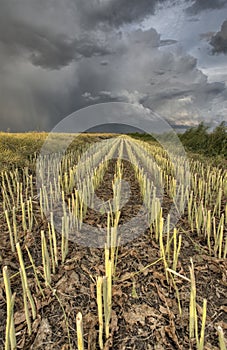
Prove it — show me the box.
[106,260,112,339]
[198,299,207,350]
[3,266,16,350]
[19,269,32,335]
[21,201,27,232]
[217,326,227,350]
[5,210,15,253]
[189,259,198,342]
[76,312,84,350]
[12,206,18,245]
[50,213,58,267]
[16,243,36,320]
[159,218,169,283]
[97,277,104,349]
[25,246,44,298]
[48,223,55,274]
[41,230,51,286]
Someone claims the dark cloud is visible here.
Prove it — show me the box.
[210,20,227,54]
[128,28,160,47]
[0,0,110,70]
[0,24,110,70]
[80,0,161,28]
[159,39,178,47]
[0,19,75,69]
[185,0,227,15]
[0,0,227,131]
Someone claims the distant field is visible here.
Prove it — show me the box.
[0,132,118,171]
[0,130,226,170]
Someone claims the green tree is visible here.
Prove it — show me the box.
[180,122,209,152]
[207,121,227,157]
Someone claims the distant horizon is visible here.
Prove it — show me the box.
[2,121,225,135]
[1,122,192,134]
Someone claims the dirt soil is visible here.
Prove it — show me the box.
[0,159,226,349]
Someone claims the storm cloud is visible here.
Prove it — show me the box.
[0,1,111,70]
[210,20,227,54]
[0,0,226,131]
[186,0,227,15]
[71,0,165,29]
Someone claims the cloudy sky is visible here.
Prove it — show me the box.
[0,0,227,131]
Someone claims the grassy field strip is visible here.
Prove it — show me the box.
[63,137,122,231]
[1,139,91,253]
[36,137,120,226]
[125,137,191,228]
[37,137,118,195]
[96,141,126,348]
[2,137,120,254]
[124,138,163,234]
[127,137,191,209]
[124,138,183,279]
[1,135,94,210]
[31,137,122,267]
[125,137,227,259]
[185,161,226,258]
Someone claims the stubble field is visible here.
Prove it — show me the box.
[0,132,226,350]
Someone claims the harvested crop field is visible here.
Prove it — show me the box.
[0,132,226,350]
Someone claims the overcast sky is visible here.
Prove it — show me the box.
[0,0,227,131]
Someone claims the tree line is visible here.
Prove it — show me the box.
[179,121,227,157]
